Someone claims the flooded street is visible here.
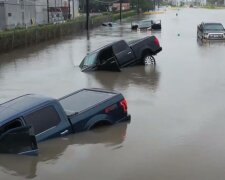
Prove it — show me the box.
[1,8,225,180]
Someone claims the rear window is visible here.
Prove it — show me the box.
[24,106,60,135]
[139,20,153,27]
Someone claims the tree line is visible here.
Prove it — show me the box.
[79,0,157,13]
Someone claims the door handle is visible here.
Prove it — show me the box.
[60,129,68,135]
[127,52,132,54]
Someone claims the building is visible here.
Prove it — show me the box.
[112,2,130,11]
[0,0,79,30]
[0,0,36,30]
[48,0,79,23]
[194,0,207,6]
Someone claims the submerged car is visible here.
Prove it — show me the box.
[79,36,162,72]
[197,22,225,40]
[102,22,117,27]
[131,20,161,30]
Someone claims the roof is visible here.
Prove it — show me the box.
[202,22,223,25]
[0,94,56,125]
[87,40,123,55]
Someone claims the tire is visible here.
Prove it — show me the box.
[143,54,155,65]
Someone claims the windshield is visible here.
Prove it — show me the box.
[81,53,98,67]
[204,23,224,31]
[139,20,153,27]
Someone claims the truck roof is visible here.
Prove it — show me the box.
[0,94,56,125]
[87,40,124,55]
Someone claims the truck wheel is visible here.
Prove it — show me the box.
[143,54,155,65]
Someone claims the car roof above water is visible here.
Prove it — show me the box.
[0,94,56,125]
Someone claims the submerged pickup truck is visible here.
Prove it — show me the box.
[0,88,130,155]
[79,36,162,72]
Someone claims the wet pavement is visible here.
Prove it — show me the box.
[1,7,225,180]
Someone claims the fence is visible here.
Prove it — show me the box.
[0,11,136,53]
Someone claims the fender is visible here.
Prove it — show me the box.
[141,48,153,58]
[85,114,113,130]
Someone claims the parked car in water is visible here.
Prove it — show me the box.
[131,19,162,30]
[0,88,130,155]
[79,36,162,72]
[102,22,117,27]
[197,22,225,40]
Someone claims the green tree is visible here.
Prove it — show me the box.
[130,0,154,11]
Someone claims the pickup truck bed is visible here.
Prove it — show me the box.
[59,89,117,116]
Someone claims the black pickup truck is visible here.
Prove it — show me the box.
[0,88,130,155]
[79,36,162,72]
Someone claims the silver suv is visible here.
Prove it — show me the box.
[197,22,225,40]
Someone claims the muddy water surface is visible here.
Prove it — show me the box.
[1,8,225,180]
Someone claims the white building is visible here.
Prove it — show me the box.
[0,0,79,30]
[0,0,36,29]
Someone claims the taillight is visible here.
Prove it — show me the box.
[154,37,160,46]
[120,99,127,113]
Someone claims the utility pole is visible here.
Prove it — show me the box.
[120,0,122,21]
[137,0,140,14]
[73,0,75,19]
[47,0,49,23]
[68,0,71,19]
[86,0,89,30]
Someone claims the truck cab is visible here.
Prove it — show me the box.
[0,94,70,155]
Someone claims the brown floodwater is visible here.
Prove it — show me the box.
[1,8,225,180]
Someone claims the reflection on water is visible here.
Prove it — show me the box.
[1,8,225,180]
[197,37,225,47]
[87,65,160,91]
[0,122,129,179]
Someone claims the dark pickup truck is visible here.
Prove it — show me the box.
[0,88,130,155]
[79,36,162,72]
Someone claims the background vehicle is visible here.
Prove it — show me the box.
[102,22,117,27]
[79,36,162,72]
[197,22,225,40]
[131,20,162,30]
[0,88,130,155]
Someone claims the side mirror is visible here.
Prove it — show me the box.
[0,126,38,155]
